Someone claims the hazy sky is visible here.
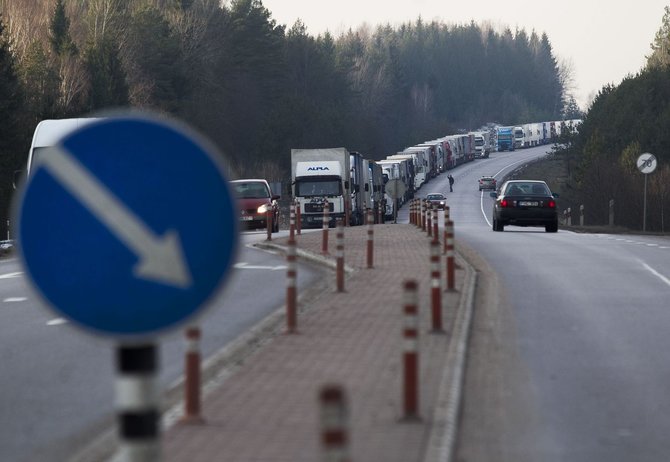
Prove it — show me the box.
[261,0,670,109]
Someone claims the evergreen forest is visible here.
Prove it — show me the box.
[1,0,573,237]
[554,6,670,233]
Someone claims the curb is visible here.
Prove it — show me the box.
[422,251,477,462]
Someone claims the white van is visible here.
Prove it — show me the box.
[26,118,100,176]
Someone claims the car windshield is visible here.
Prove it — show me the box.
[504,182,550,196]
[234,182,270,199]
[427,194,445,200]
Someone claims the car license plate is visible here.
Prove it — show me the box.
[519,201,539,207]
[241,216,253,221]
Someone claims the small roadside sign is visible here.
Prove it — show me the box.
[385,179,406,200]
[637,153,657,174]
[15,114,238,340]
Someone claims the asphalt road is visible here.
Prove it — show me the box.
[0,230,323,462]
[405,147,670,461]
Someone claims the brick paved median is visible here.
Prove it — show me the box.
[161,224,469,462]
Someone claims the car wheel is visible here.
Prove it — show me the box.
[545,221,558,233]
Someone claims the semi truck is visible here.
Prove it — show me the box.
[291,147,367,228]
[472,131,490,158]
[349,151,372,225]
[513,126,525,149]
[496,126,515,151]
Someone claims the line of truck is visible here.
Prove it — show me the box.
[290,128,498,227]
[497,119,582,151]
[289,119,584,228]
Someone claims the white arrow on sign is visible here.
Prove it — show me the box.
[35,147,193,289]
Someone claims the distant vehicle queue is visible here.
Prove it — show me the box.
[289,118,581,228]
[497,119,582,152]
[22,116,581,233]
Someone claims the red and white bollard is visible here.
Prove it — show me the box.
[443,207,450,254]
[367,208,374,269]
[319,385,350,462]
[427,204,433,238]
[430,241,443,332]
[289,202,296,241]
[266,209,273,241]
[403,280,419,420]
[322,205,330,255]
[296,199,302,235]
[181,326,204,424]
[445,220,455,291]
[415,199,420,227]
[421,201,427,232]
[432,205,438,243]
[286,235,298,333]
[336,219,345,292]
[410,199,415,226]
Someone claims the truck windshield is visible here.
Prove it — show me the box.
[297,180,341,197]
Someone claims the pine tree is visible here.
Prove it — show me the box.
[50,0,77,57]
[647,6,670,68]
[0,14,28,239]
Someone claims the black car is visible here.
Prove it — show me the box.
[490,180,559,232]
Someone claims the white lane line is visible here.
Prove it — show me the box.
[47,318,68,326]
[480,191,492,227]
[0,272,23,279]
[4,297,27,302]
[641,261,670,288]
[234,262,287,271]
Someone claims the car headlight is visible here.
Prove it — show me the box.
[257,204,270,214]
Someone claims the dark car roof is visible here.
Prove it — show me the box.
[502,180,552,195]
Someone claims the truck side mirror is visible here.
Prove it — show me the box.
[364,184,369,192]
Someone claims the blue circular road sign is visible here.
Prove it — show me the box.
[15,113,238,340]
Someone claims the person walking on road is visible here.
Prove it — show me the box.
[448,174,454,192]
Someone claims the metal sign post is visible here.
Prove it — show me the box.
[15,113,238,461]
[637,153,658,232]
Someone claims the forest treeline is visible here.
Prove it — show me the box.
[0,0,570,235]
[554,6,670,233]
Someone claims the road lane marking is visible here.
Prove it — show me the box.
[4,297,27,302]
[480,191,492,227]
[47,318,68,326]
[0,272,23,279]
[640,261,670,288]
[234,262,287,271]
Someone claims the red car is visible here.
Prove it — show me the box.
[232,179,280,232]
